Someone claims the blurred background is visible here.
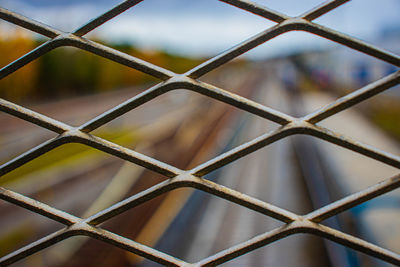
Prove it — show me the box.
[0,0,399,266]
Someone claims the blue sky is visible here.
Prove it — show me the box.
[1,0,399,58]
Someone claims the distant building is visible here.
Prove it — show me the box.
[332,26,400,89]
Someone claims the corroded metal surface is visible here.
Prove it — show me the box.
[0,0,399,266]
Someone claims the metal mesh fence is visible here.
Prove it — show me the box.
[0,0,399,265]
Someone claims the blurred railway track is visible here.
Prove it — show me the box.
[136,64,399,267]
[0,64,262,266]
[0,62,399,267]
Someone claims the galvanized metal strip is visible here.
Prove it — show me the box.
[0,187,80,225]
[0,7,61,38]
[73,0,144,36]
[305,71,400,124]
[306,173,400,223]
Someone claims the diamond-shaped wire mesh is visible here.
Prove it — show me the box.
[0,0,399,266]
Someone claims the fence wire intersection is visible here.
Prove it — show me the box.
[0,0,400,266]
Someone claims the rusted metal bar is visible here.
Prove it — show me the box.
[0,187,79,225]
[0,40,63,79]
[73,0,144,36]
[66,35,175,80]
[219,0,288,23]
[301,0,351,21]
[307,173,400,223]
[83,226,185,267]
[1,0,400,265]
[0,135,69,176]
[217,0,400,67]
[0,98,72,134]
[190,124,297,176]
[85,179,182,226]
[0,7,61,38]
[195,222,302,266]
[186,22,292,78]
[0,228,74,266]
[187,79,295,125]
[311,223,400,266]
[305,70,400,124]
[70,131,181,178]
[301,21,400,66]
[187,176,299,223]
[305,123,400,169]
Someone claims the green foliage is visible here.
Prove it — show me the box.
[369,101,400,142]
[38,48,100,97]
[0,128,138,186]
[0,36,203,102]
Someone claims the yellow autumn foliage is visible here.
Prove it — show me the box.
[0,26,38,101]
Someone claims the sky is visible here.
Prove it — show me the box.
[1,0,399,58]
